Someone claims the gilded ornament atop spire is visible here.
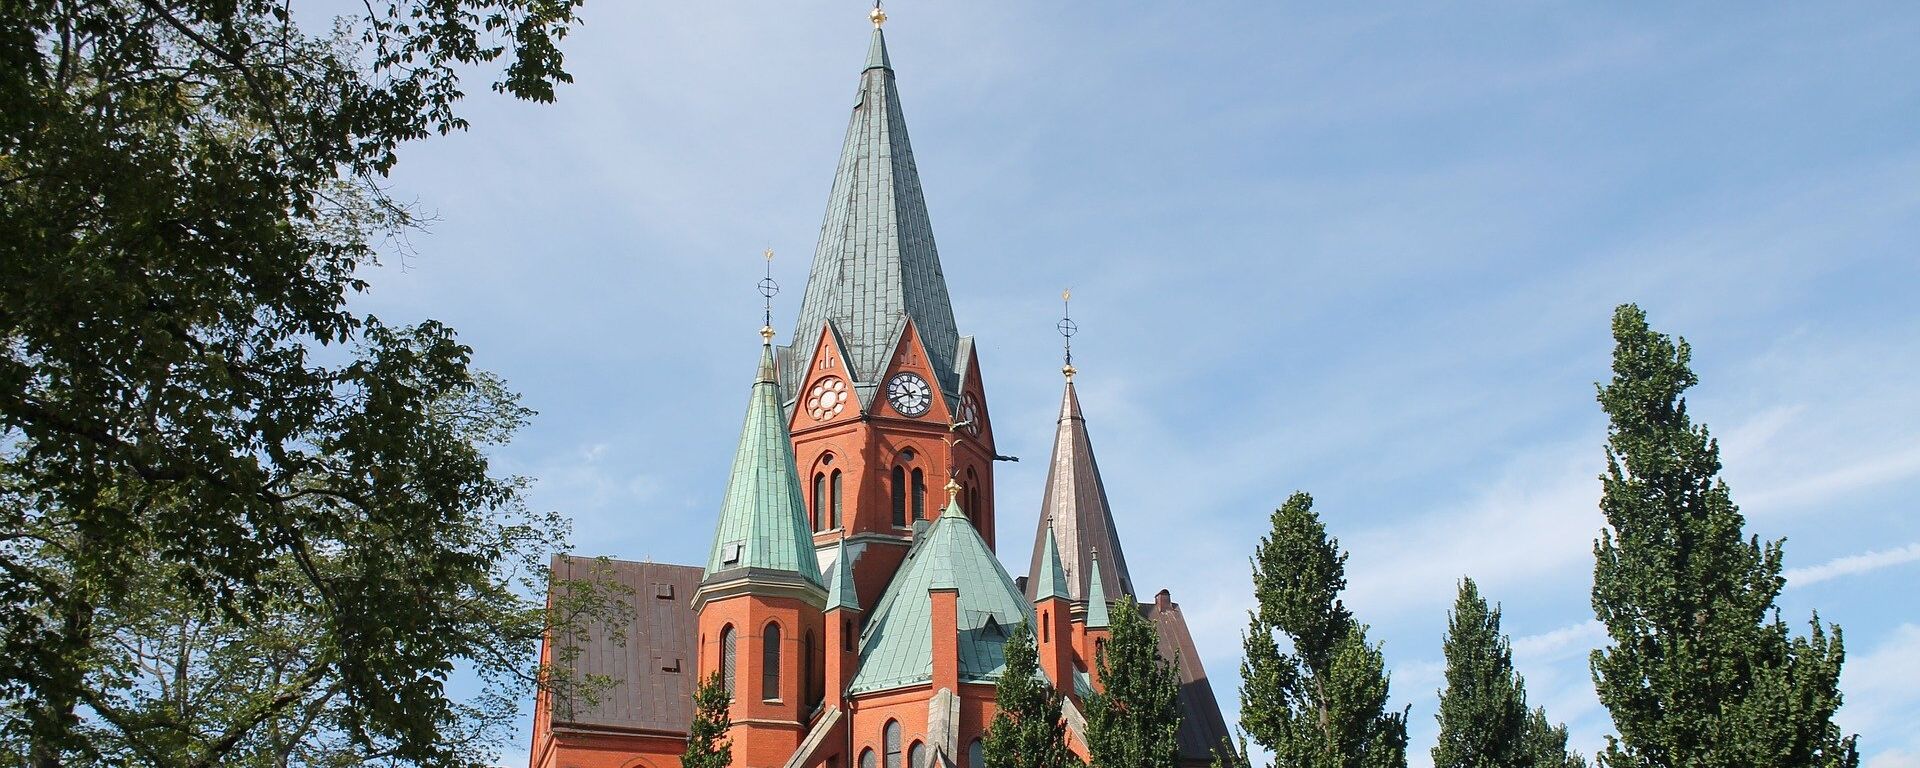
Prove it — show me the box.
[758,248,779,342]
[1058,289,1078,380]
[869,1,887,28]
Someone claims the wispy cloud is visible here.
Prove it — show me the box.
[1840,624,1920,759]
[1785,543,1920,588]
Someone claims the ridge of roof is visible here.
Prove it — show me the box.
[849,503,1031,695]
[1026,380,1135,604]
[782,23,963,407]
[701,344,826,588]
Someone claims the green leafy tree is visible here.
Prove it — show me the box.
[681,670,732,768]
[0,1,600,765]
[1234,492,1408,768]
[1433,578,1584,768]
[983,622,1081,768]
[1590,304,1857,768]
[1521,708,1587,768]
[1085,596,1182,768]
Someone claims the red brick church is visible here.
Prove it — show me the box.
[529,9,1231,768]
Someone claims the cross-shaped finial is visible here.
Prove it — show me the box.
[1058,288,1078,380]
[758,248,779,342]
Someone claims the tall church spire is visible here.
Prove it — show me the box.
[699,341,825,589]
[1024,378,1135,605]
[783,16,963,406]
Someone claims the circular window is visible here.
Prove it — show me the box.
[807,377,849,421]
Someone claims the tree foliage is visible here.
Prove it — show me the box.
[983,622,1081,768]
[1590,304,1857,768]
[1085,596,1182,768]
[680,670,732,768]
[0,1,601,765]
[1433,578,1584,768]
[1234,492,1408,768]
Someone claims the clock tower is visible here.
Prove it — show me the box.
[776,18,997,613]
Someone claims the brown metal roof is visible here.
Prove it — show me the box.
[1025,382,1135,605]
[546,556,703,735]
[1142,591,1235,766]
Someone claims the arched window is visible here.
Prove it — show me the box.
[813,472,827,532]
[968,739,985,768]
[883,720,902,768]
[719,625,736,698]
[830,470,843,529]
[890,466,907,527]
[804,630,819,708]
[761,623,782,701]
[908,741,926,768]
[860,749,876,768]
[966,467,981,520]
[1096,638,1107,664]
[911,468,926,520]
[843,618,855,651]
[1042,611,1050,642]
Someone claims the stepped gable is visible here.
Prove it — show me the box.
[781,24,966,409]
[849,498,1033,694]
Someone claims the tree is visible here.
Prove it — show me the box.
[1235,492,1407,768]
[1521,708,1587,768]
[1590,304,1857,768]
[983,622,1081,768]
[1433,578,1529,768]
[1085,596,1182,768]
[1,1,597,764]
[1433,578,1585,768]
[681,670,732,768]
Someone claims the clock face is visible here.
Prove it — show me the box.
[885,372,933,417]
[960,394,982,436]
[806,377,849,421]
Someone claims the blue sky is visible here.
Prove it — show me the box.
[348,3,1920,766]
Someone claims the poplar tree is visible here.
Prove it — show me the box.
[983,623,1081,768]
[681,671,732,768]
[1235,492,1408,768]
[1433,578,1585,768]
[1085,597,1182,768]
[1590,304,1858,768]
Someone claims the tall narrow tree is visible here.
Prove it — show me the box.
[1433,578,1585,768]
[681,671,732,768]
[1590,304,1857,767]
[1085,597,1182,768]
[983,623,1081,768]
[1235,492,1408,768]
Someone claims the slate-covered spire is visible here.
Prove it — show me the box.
[1025,380,1135,604]
[783,22,963,405]
[702,344,826,587]
[1084,549,1112,629]
[1033,524,1070,603]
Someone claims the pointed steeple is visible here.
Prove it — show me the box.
[1033,524,1070,602]
[1084,549,1112,629]
[826,536,860,612]
[783,19,964,406]
[702,343,826,588]
[1025,381,1135,604]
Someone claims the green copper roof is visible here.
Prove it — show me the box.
[1084,552,1111,629]
[783,26,964,407]
[848,498,1033,694]
[1034,525,1070,602]
[826,537,860,612]
[702,345,825,588]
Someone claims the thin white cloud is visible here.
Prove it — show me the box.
[1785,543,1920,588]
[1841,625,1920,760]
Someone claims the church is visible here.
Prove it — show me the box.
[528,9,1232,768]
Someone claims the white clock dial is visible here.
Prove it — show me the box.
[885,372,933,417]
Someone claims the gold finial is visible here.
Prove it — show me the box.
[1057,288,1078,380]
[870,2,887,28]
[758,248,780,343]
[945,476,961,504]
